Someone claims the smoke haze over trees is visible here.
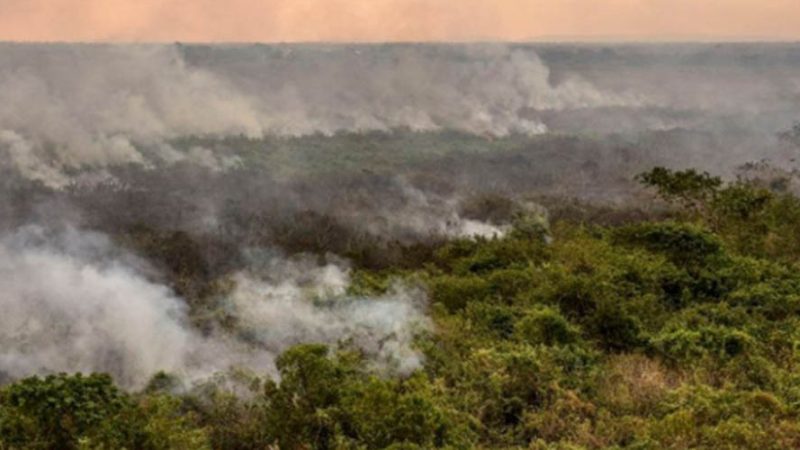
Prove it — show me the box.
[4,43,800,448]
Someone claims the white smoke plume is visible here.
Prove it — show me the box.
[229,250,430,374]
[0,227,429,389]
[1,43,800,188]
[0,226,208,387]
[0,43,645,187]
[0,45,259,187]
[348,178,509,240]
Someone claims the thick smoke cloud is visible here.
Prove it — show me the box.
[0,45,260,187]
[0,43,647,186]
[1,43,799,188]
[0,227,429,388]
[0,227,205,387]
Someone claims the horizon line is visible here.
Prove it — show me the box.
[1,37,800,46]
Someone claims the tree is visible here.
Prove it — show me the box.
[0,373,126,449]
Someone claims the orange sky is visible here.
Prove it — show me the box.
[1,0,799,42]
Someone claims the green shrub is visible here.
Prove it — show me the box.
[587,304,645,352]
[637,167,721,212]
[614,221,724,268]
[517,307,580,346]
[429,275,492,312]
[0,373,127,449]
[465,303,518,339]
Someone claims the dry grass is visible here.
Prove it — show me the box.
[597,353,684,415]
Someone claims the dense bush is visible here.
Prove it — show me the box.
[8,166,800,448]
[0,374,208,449]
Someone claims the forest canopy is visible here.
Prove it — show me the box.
[5,166,800,449]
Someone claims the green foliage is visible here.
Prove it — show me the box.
[108,395,210,450]
[637,167,722,212]
[0,374,211,450]
[0,373,126,449]
[259,344,467,449]
[516,307,580,346]
[261,345,350,449]
[637,166,800,263]
[614,221,724,268]
[11,165,800,448]
[429,274,492,312]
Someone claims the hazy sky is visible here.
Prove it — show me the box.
[1,0,799,42]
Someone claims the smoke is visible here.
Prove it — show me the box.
[0,226,204,387]
[3,43,799,188]
[0,43,648,187]
[0,45,261,187]
[0,129,71,187]
[229,250,430,374]
[0,227,429,388]
[3,42,800,388]
[351,178,509,239]
[220,44,645,136]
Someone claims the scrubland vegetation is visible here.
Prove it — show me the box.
[5,42,800,450]
[5,166,800,449]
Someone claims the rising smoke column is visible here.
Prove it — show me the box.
[0,226,430,389]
